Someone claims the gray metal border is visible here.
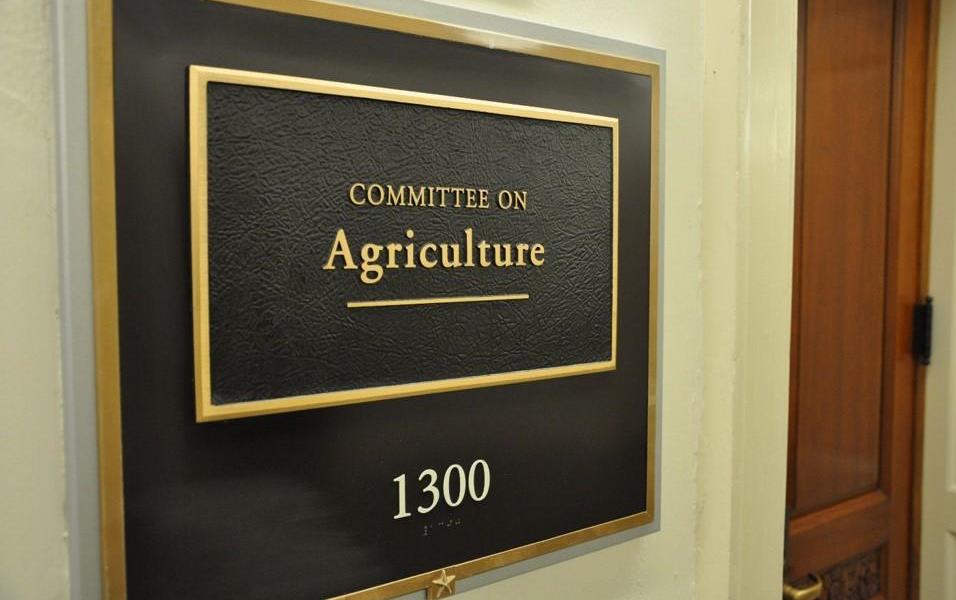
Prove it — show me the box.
[53,0,101,598]
[53,2,665,598]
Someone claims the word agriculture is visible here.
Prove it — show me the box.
[322,227,545,285]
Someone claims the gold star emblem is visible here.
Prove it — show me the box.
[427,568,457,599]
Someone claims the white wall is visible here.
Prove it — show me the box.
[921,0,956,596]
[0,0,70,598]
[0,1,796,598]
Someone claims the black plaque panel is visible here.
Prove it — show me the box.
[105,0,656,598]
[200,75,614,410]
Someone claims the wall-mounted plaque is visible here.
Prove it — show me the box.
[89,0,660,598]
[190,66,619,420]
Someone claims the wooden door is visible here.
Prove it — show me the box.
[786,0,935,598]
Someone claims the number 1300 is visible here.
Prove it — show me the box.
[393,459,491,519]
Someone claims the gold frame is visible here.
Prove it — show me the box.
[89,0,660,598]
[190,65,620,422]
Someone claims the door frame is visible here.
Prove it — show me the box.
[916,0,950,597]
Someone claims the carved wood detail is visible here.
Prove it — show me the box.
[793,549,882,600]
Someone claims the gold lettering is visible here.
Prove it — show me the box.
[324,227,546,284]
[348,184,525,211]
[451,187,465,208]
[478,240,492,267]
[367,183,385,206]
[408,186,427,207]
[513,190,528,210]
[360,244,384,284]
[493,243,513,267]
[348,183,366,206]
[420,243,438,268]
[515,242,530,266]
[436,186,450,207]
[464,228,475,267]
[404,229,416,268]
[440,243,462,267]
[323,229,358,270]
[496,189,512,209]
[386,184,406,206]
[386,243,403,268]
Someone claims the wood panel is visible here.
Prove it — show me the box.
[788,492,890,576]
[793,0,895,517]
[793,550,883,600]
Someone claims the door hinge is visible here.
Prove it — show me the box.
[913,296,933,366]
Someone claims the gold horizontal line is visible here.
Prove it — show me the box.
[347,293,529,309]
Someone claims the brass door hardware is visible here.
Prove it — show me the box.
[783,574,823,600]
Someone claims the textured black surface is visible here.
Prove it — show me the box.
[112,0,653,598]
[207,83,613,404]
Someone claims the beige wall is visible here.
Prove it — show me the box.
[0,1,796,598]
[0,0,70,598]
[921,0,956,596]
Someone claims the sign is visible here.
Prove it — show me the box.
[89,1,660,598]
[190,66,618,420]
